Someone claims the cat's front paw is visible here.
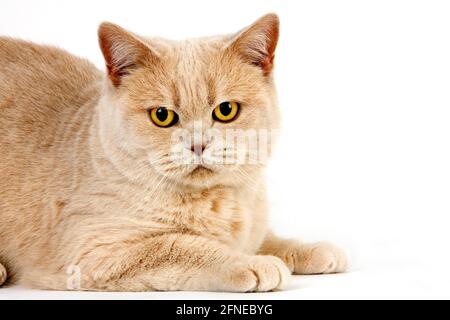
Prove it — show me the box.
[283,242,348,275]
[219,256,291,292]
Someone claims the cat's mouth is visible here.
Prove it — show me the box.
[187,165,214,177]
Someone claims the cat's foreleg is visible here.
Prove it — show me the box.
[38,233,291,292]
[258,232,348,275]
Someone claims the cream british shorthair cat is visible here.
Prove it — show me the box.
[0,14,347,292]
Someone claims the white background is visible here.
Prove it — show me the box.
[1,0,450,299]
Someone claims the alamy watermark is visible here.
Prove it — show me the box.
[170,121,279,166]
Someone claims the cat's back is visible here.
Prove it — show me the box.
[0,38,105,270]
[0,37,102,145]
[0,38,102,208]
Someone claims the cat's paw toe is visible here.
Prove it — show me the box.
[0,264,7,286]
[221,256,291,292]
[294,242,348,275]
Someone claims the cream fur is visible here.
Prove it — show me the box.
[0,14,347,292]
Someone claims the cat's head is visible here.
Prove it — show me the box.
[97,14,280,189]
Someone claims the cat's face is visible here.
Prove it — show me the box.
[98,14,280,188]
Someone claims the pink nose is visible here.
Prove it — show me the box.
[191,144,206,157]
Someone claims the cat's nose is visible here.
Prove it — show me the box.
[191,144,206,157]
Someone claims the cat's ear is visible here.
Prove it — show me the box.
[98,22,157,87]
[227,13,280,76]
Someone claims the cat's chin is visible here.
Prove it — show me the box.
[183,165,217,185]
[188,165,215,177]
[170,165,225,189]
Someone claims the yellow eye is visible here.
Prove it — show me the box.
[149,107,178,128]
[213,102,240,123]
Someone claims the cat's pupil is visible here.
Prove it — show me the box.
[156,107,168,121]
[220,102,232,116]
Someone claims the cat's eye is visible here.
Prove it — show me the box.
[149,107,179,128]
[212,102,240,123]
